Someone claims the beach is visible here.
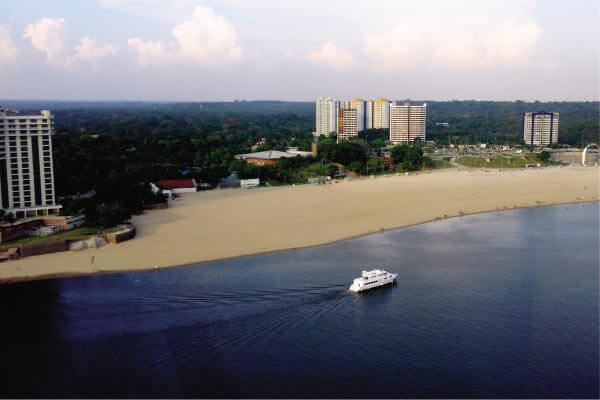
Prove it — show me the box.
[1,166,598,282]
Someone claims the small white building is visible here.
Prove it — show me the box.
[241,178,260,189]
[31,225,60,237]
[152,179,197,198]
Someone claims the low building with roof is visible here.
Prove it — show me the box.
[151,179,197,198]
[234,150,312,166]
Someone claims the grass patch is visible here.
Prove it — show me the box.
[429,159,453,169]
[456,156,542,168]
[2,226,101,246]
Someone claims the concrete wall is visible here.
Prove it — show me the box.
[550,150,600,165]
[20,240,68,257]
[104,224,136,244]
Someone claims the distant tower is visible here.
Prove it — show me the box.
[523,111,559,146]
[389,102,427,144]
[315,97,339,137]
[337,108,358,143]
[347,98,365,132]
[371,98,391,129]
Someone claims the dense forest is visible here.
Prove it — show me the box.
[11,99,599,145]
[1,99,596,227]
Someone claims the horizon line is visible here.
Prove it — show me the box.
[1,98,599,104]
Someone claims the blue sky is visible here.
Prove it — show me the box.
[1,0,598,101]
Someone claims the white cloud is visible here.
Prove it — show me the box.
[23,17,66,65]
[72,36,118,62]
[23,18,117,69]
[0,26,20,67]
[127,38,175,67]
[127,4,243,67]
[309,42,355,70]
[362,12,541,71]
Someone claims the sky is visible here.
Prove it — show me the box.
[1,0,598,101]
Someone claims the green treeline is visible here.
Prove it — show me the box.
[15,99,598,145]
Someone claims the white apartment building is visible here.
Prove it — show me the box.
[315,97,339,137]
[389,102,427,144]
[348,98,365,132]
[368,98,391,129]
[523,111,559,146]
[0,108,61,219]
[337,108,358,143]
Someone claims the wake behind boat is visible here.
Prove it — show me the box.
[349,269,398,292]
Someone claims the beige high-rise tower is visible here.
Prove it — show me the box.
[347,98,365,132]
[337,108,358,143]
[389,102,427,144]
[371,98,390,129]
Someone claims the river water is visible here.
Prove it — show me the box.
[0,203,598,398]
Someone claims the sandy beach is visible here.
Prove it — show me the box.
[1,166,598,282]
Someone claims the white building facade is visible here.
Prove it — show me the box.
[0,108,60,218]
[315,97,339,137]
[389,102,427,144]
[523,111,559,146]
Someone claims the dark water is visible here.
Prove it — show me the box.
[0,203,598,398]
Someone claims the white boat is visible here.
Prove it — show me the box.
[349,269,398,292]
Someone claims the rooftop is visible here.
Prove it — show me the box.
[235,150,302,160]
[157,179,197,189]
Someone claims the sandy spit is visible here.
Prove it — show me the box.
[1,166,598,283]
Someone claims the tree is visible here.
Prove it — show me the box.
[318,141,367,167]
[391,144,424,171]
[401,160,413,171]
[90,203,131,229]
[348,161,364,173]
[536,151,551,163]
[367,157,384,174]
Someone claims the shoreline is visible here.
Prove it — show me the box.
[1,199,597,285]
[1,166,598,284]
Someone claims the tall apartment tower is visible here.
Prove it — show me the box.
[389,102,427,144]
[523,111,559,146]
[337,108,358,143]
[348,98,365,132]
[0,108,61,218]
[315,97,339,137]
[365,101,374,130]
[370,98,391,129]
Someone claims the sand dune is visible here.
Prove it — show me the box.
[1,166,598,282]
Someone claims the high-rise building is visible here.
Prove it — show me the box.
[0,108,61,218]
[315,97,339,137]
[348,98,365,132]
[370,98,390,129]
[337,108,358,143]
[365,101,374,130]
[389,102,427,144]
[523,111,559,146]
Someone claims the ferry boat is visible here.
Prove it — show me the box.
[349,269,398,292]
